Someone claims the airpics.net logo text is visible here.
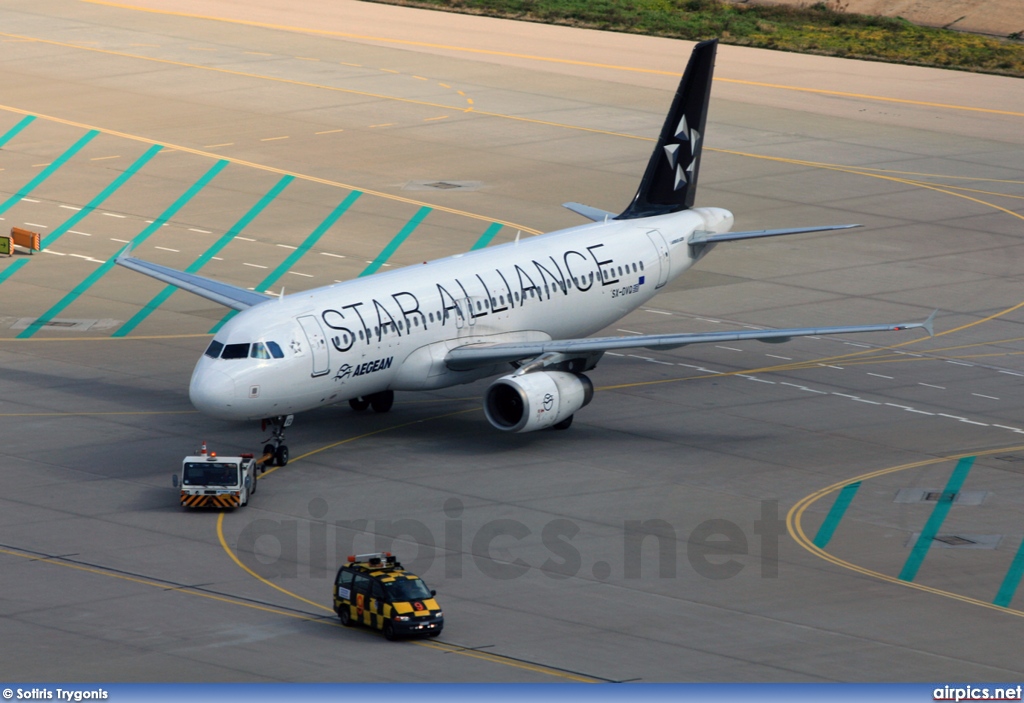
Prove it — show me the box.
[235,498,784,581]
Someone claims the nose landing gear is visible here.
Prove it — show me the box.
[260,414,293,467]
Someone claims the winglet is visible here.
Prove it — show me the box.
[922,309,937,337]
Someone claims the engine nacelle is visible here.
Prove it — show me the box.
[484,371,594,433]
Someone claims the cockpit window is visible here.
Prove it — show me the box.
[221,343,250,359]
[205,340,224,359]
[251,342,271,359]
[267,341,284,359]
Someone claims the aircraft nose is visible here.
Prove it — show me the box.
[189,366,237,418]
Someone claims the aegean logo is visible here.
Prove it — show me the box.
[334,356,393,381]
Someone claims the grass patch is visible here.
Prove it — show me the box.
[364,0,1024,76]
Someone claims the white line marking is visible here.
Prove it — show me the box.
[189,228,211,234]
[905,409,934,415]
[868,373,893,379]
[155,246,179,252]
[854,398,881,405]
[994,425,1024,433]
[972,393,1000,400]
[819,364,844,369]
[999,370,1024,377]
[715,346,742,352]
[59,205,82,211]
[288,271,313,278]
[918,383,946,389]
[42,249,66,256]
[843,342,870,348]
[780,382,826,394]
[959,419,990,426]
[103,213,125,218]
[938,413,968,421]
[69,253,103,262]
[212,256,223,261]
[243,262,267,269]
[24,222,47,228]
[885,403,914,410]
[70,230,91,236]
[321,252,346,258]
[21,198,39,203]
[617,329,642,335]
[628,355,654,361]
[695,318,721,324]
[644,309,672,315]
[276,244,297,250]
[766,354,791,360]
[832,393,860,399]
[945,360,974,367]
[606,352,623,357]
[110,238,128,243]
[236,236,256,241]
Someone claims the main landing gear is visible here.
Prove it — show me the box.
[261,414,293,467]
[348,390,394,414]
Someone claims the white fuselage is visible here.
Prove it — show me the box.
[189,206,734,420]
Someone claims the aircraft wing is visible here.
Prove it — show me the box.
[444,313,935,371]
[116,248,273,311]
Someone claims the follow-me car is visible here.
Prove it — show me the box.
[117,40,933,464]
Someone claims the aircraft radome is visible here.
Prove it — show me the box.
[117,39,934,466]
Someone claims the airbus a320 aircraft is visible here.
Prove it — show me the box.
[118,39,933,466]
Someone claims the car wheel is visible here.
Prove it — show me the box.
[339,608,352,627]
[383,621,396,641]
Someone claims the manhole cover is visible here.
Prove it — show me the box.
[403,180,483,192]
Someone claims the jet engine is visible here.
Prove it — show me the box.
[483,371,594,433]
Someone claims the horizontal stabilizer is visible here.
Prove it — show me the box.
[690,224,861,245]
[563,202,616,222]
[445,313,935,371]
[116,248,273,311]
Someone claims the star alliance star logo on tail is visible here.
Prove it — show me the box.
[662,114,700,191]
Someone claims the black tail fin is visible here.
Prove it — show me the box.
[617,39,718,220]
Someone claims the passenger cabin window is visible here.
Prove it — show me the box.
[221,343,250,359]
[205,340,224,358]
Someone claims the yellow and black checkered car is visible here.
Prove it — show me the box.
[333,553,443,640]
